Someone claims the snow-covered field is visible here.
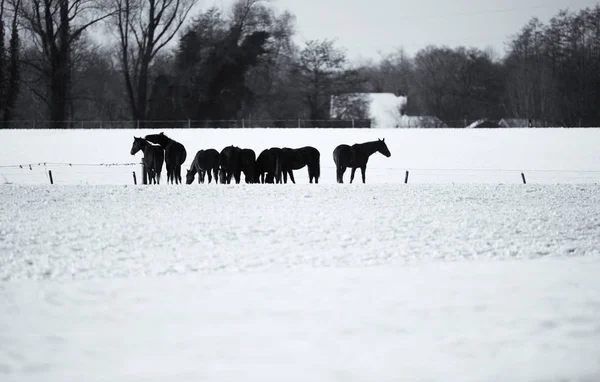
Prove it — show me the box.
[1,127,600,184]
[1,128,600,381]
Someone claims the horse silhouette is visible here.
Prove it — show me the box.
[186,149,220,184]
[144,132,187,184]
[130,137,164,184]
[333,138,391,183]
[276,146,320,184]
[239,148,257,183]
[219,145,242,184]
[256,147,282,183]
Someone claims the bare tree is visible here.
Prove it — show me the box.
[18,0,113,128]
[110,0,197,123]
[3,0,21,123]
[295,39,364,121]
[0,0,6,114]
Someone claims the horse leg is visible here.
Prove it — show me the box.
[166,163,172,184]
[336,167,345,183]
[288,170,295,184]
[350,167,357,183]
[360,165,367,183]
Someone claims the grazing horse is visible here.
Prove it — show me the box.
[219,145,242,184]
[144,132,187,184]
[333,138,391,183]
[186,149,220,184]
[256,147,282,183]
[239,148,257,184]
[276,146,321,184]
[130,136,164,184]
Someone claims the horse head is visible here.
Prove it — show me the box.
[130,136,142,155]
[185,168,195,184]
[377,138,391,157]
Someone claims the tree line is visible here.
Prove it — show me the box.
[1,0,599,128]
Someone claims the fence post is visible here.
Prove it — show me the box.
[242,118,245,128]
[133,171,137,185]
[48,170,54,185]
[352,118,355,128]
[298,118,301,128]
[404,170,409,184]
[136,120,140,129]
[521,172,527,184]
[188,119,191,129]
[141,161,147,184]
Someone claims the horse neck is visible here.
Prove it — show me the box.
[148,135,171,148]
[361,141,381,157]
[138,139,150,152]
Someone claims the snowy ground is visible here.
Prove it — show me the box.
[1,183,600,381]
[1,128,600,381]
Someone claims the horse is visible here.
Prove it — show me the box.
[239,148,257,184]
[144,132,187,184]
[186,149,220,184]
[276,146,321,184]
[219,145,242,184]
[333,138,391,183]
[256,147,282,183]
[130,137,165,184]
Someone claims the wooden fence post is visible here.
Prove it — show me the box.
[48,170,54,185]
[133,171,137,185]
[521,172,527,184]
[404,170,409,184]
[141,161,147,185]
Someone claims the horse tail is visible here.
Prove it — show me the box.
[314,154,321,180]
[332,146,339,167]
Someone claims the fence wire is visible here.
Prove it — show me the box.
[1,161,600,185]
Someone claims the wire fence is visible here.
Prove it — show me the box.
[1,161,600,185]
[0,119,373,130]
[0,119,591,130]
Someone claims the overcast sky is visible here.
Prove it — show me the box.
[209,0,599,61]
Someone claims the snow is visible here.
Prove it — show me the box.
[363,93,407,128]
[1,127,600,381]
[330,92,407,128]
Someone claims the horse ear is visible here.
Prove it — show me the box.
[382,138,385,142]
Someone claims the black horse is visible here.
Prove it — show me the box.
[130,137,164,184]
[256,147,282,183]
[276,146,321,184]
[144,132,187,184]
[239,148,257,184]
[219,145,242,184]
[333,138,391,183]
[186,149,220,184]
